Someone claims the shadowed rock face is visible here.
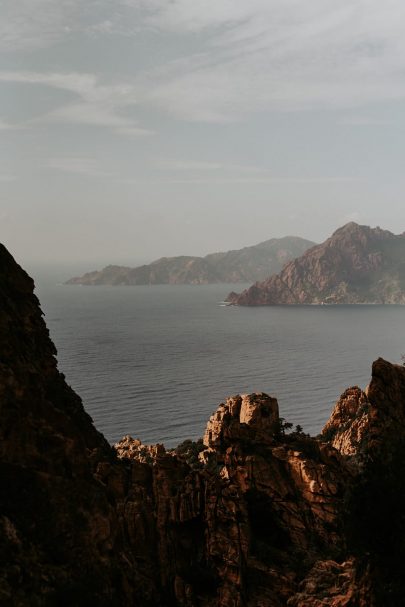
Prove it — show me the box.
[1,243,405,606]
[228,222,405,305]
[0,244,159,606]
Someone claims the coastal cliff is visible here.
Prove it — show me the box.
[227,222,405,305]
[1,243,405,605]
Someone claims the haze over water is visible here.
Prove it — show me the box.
[35,274,405,448]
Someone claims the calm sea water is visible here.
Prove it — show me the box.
[33,273,405,448]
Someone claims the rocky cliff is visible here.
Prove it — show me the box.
[1,243,405,606]
[227,222,405,305]
[66,236,315,285]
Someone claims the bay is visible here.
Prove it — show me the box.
[34,276,405,447]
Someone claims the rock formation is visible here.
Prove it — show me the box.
[66,236,315,285]
[227,222,405,305]
[1,242,405,605]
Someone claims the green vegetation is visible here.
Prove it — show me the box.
[174,438,204,469]
[274,417,293,437]
[274,418,307,439]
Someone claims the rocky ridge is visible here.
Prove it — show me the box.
[227,222,405,305]
[66,236,315,285]
[1,243,405,605]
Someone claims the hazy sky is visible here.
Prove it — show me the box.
[2,0,405,267]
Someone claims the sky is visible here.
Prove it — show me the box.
[1,0,405,267]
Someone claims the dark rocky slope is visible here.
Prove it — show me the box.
[227,222,405,305]
[66,236,315,285]
[1,243,405,605]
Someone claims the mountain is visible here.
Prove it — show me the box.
[65,236,315,285]
[227,222,405,305]
[3,242,405,605]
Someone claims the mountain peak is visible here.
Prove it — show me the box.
[338,221,362,231]
[331,222,394,241]
[228,223,405,305]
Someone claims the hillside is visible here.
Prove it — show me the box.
[66,236,315,285]
[227,222,405,305]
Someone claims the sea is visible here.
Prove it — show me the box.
[32,266,405,448]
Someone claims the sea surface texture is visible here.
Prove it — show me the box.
[35,278,405,447]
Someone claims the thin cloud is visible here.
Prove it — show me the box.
[167,176,358,185]
[86,20,116,36]
[137,0,405,121]
[157,159,276,173]
[1,0,78,52]
[0,71,99,98]
[0,119,26,131]
[158,159,223,171]
[339,116,397,126]
[113,126,154,137]
[1,1,128,52]
[45,157,112,177]
[156,160,358,183]
[5,1,405,121]
[0,71,152,136]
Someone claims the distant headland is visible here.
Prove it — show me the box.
[65,236,315,285]
[227,222,405,305]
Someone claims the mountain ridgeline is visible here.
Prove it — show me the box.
[227,222,405,305]
[66,236,315,285]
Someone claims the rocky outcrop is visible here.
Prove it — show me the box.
[66,236,315,285]
[227,222,405,305]
[1,242,405,605]
[323,358,405,458]
[322,387,372,456]
[202,393,279,448]
[115,393,350,607]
